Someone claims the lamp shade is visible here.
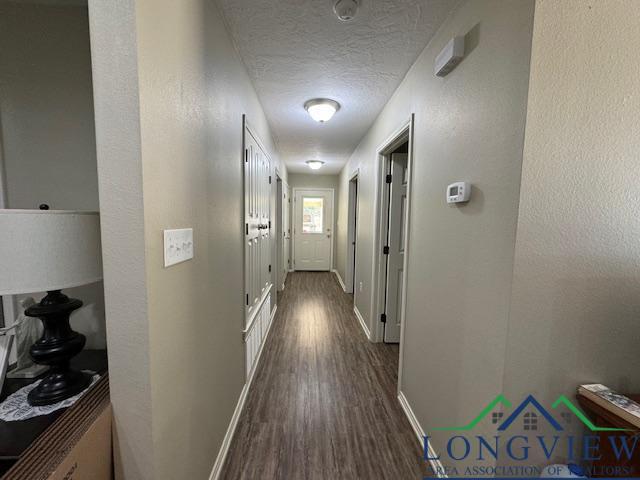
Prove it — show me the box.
[0,210,102,295]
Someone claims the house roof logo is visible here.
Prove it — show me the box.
[434,394,628,432]
[497,395,562,431]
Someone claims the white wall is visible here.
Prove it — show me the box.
[288,173,339,270]
[0,2,105,349]
[335,0,535,469]
[89,0,285,478]
[501,0,640,466]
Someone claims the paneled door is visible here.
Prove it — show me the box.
[293,189,333,271]
[383,153,408,343]
[244,126,271,323]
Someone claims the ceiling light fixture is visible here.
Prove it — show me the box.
[333,0,359,22]
[304,98,340,123]
[306,160,325,170]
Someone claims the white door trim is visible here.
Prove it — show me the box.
[345,169,359,295]
[292,187,335,271]
[0,114,17,332]
[369,115,414,394]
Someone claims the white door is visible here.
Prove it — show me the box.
[294,189,333,271]
[244,128,271,323]
[384,153,408,343]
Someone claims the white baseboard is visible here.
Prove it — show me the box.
[398,391,446,478]
[209,305,278,480]
[332,269,346,292]
[208,383,249,480]
[353,305,370,340]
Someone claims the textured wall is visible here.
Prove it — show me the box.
[90,0,285,478]
[334,0,534,469]
[88,0,154,478]
[501,0,640,466]
[0,3,105,349]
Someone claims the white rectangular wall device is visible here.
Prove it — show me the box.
[435,36,465,77]
[163,228,194,267]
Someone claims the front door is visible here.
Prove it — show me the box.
[384,153,408,343]
[294,189,333,271]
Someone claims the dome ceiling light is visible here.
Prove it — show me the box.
[304,98,340,123]
[333,0,359,22]
[306,160,325,170]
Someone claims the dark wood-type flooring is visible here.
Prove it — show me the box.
[220,271,427,479]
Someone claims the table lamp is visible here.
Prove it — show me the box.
[0,210,102,406]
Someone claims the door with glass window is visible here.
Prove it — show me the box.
[293,189,333,271]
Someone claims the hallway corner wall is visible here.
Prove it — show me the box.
[500,0,640,467]
[335,0,535,471]
[89,0,285,478]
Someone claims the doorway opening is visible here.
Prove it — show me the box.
[292,188,334,271]
[275,173,291,301]
[370,115,414,385]
[345,171,359,299]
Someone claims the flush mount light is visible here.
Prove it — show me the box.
[304,98,340,123]
[306,160,325,170]
[334,0,359,22]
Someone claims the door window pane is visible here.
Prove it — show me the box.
[302,197,323,233]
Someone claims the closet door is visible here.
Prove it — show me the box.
[244,125,271,324]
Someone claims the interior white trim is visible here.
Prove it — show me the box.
[291,187,335,271]
[208,382,249,480]
[370,116,413,345]
[353,305,370,340]
[0,120,17,334]
[332,269,346,292]
[345,170,359,295]
[398,391,446,478]
[242,285,272,338]
[209,304,278,480]
[246,304,277,383]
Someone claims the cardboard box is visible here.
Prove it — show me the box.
[2,375,112,480]
[46,404,112,480]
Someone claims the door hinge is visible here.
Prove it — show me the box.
[245,223,249,235]
[268,264,272,273]
[269,175,272,184]
[383,245,390,255]
[246,294,249,306]
[381,313,387,323]
[245,149,249,163]
[386,174,392,184]
[268,220,271,229]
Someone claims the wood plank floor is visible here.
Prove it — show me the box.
[220,271,427,480]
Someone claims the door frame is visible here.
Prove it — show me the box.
[275,172,283,291]
[292,187,335,271]
[274,170,289,291]
[242,116,274,331]
[369,115,414,391]
[345,169,359,295]
[0,112,16,331]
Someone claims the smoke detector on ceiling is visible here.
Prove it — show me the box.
[333,0,359,22]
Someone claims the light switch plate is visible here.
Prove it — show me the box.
[163,228,194,267]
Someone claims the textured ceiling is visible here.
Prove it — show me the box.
[217,0,457,174]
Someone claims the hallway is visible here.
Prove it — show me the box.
[220,272,426,479]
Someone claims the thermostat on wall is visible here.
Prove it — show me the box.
[447,182,471,204]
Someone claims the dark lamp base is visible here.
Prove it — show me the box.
[25,290,90,407]
[27,369,92,406]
